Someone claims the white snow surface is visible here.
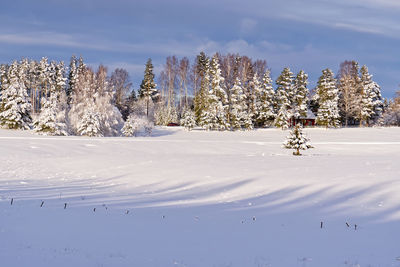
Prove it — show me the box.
[1,127,400,267]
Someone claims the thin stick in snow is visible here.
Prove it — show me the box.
[40,201,44,207]
[354,224,357,230]
[64,203,67,209]
[320,221,323,229]
[346,222,350,227]
[10,198,13,205]
[93,208,96,212]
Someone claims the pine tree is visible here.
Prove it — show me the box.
[193,52,210,126]
[283,124,313,156]
[139,59,159,118]
[67,55,77,101]
[181,109,196,131]
[0,64,7,93]
[228,77,252,130]
[274,67,294,129]
[34,60,68,135]
[250,73,261,125]
[255,70,276,127]
[0,61,32,129]
[315,69,340,127]
[293,70,308,120]
[33,91,68,135]
[55,62,67,93]
[202,54,228,130]
[77,104,102,137]
[37,57,51,108]
[359,65,383,126]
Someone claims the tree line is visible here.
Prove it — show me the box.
[0,53,399,136]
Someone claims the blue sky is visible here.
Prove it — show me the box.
[0,0,399,98]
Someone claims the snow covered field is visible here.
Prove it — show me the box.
[1,127,400,267]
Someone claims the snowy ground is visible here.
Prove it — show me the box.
[1,127,400,267]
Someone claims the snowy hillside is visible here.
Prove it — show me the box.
[1,127,400,267]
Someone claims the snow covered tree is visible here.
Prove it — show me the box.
[283,124,313,156]
[68,66,123,137]
[0,61,32,129]
[293,70,308,120]
[228,77,252,130]
[154,105,178,126]
[121,115,136,137]
[315,69,340,128]
[359,65,383,126]
[181,109,196,131]
[122,114,153,137]
[202,54,228,130]
[337,60,361,126]
[94,65,124,136]
[110,68,132,120]
[0,64,7,93]
[382,92,400,126]
[249,73,261,125]
[33,61,68,136]
[77,104,102,137]
[255,70,276,127]
[33,91,68,135]
[36,57,52,111]
[274,67,294,129]
[139,59,159,118]
[67,55,77,102]
[193,52,210,126]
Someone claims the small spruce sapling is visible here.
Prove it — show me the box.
[283,125,313,156]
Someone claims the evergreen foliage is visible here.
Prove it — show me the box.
[293,70,308,119]
[154,105,178,126]
[0,61,32,129]
[359,65,383,126]
[181,109,196,131]
[228,77,253,130]
[139,59,159,118]
[274,67,294,129]
[283,124,313,156]
[255,70,276,127]
[122,114,153,137]
[77,104,102,137]
[315,69,340,128]
[33,91,68,135]
[193,52,210,126]
[202,54,228,130]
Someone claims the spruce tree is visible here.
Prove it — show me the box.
[293,70,308,120]
[77,104,102,137]
[283,124,313,156]
[0,61,32,129]
[202,54,228,130]
[359,65,383,126]
[228,77,252,130]
[274,67,294,129]
[315,69,340,127]
[139,59,159,118]
[67,55,78,104]
[255,70,276,127]
[193,52,211,126]
[33,91,68,135]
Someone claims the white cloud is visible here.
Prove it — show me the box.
[239,18,257,34]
